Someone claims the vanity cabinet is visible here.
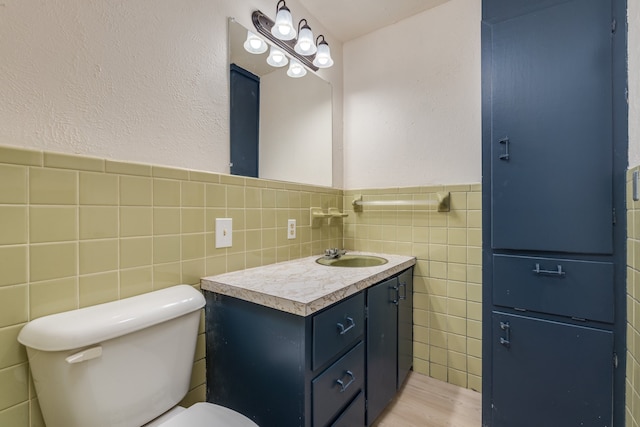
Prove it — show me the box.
[205,267,413,427]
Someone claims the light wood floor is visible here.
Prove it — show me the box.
[373,372,481,427]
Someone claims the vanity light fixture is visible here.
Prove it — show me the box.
[312,35,334,68]
[266,46,288,67]
[287,58,307,78]
[252,5,334,74]
[294,19,317,56]
[243,30,268,54]
[271,0,296,40]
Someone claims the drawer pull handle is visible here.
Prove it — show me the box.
[499,321,510,347]
[337,317,356,335]
[336,370,355,392]
[533,263,566,276]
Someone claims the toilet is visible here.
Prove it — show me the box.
[17,285,257,427]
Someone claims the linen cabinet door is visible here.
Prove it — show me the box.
[491,312,613,427]
[488,0,613,254]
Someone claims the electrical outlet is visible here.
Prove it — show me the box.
[215,218,233,248]
[287,219,296,239]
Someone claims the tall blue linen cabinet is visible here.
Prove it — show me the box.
[481,0,628,425]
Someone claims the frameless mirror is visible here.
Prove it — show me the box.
[228,18,333,187]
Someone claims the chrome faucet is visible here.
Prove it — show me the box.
[324,248,346,259]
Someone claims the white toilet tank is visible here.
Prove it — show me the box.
[18,285,206,427]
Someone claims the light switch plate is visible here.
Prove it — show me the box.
[215,218,233,248]
[287,219,296,239]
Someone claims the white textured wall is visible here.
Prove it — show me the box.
[0,0,344,186]
[342,0,481,188]
[629,1,640,168]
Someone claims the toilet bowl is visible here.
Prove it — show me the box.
[145,403,257,427]
[18,285,257,427]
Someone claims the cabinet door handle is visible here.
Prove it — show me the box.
[398,282,407,301]
[336,370,355,392]
[391,284,399,306]
[336,317,356,335]
[499,137,510,161]
[499,321,510,347]
[532,263,566,277]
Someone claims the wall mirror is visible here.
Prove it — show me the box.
[228,18,333,187]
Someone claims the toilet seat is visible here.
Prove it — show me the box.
[157,402,258,427]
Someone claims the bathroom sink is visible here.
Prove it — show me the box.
[316,254,388,267]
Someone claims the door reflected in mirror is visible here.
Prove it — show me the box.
[228,18,333,187]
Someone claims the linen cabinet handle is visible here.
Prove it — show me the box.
[499,321,511,347]
[337,317,356,335]
[532,263,566,276]
[336,370,355,392]
[499,138,510,160]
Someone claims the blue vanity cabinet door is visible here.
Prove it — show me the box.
[488,0,613,254]
[397,267,414,389]
[206,293,311,427]
[491,312,614,427]
[365,277,398,426]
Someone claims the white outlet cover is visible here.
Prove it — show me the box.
[215,218,233,248]
[287,219,296,240]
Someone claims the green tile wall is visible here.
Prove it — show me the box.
[0,145,343,427]
[0,144,486,427]
[627,166,640,427]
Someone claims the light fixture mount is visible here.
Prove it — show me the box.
[252,10,319,71]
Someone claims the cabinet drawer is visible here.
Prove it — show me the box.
[331,390,364,427]
[313,341,364,427]
[313,292,364,370]
[493,254,614,323]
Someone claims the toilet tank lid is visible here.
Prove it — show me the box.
[18,285,205,351]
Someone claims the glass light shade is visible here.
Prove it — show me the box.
[294,25,317,56]
[312,41,334,68]
[287,58,307,78]
[243,30,267,54]
[266,46,288,67]
[272,6,296,40]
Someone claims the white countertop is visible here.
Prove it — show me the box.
[200,252,416,316]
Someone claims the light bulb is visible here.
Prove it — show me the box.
[287,59,306,78]
[272,3,296,40]
[278,24,290,35]
[312,39,333,68]
[294,21,317,56]
[266,46,288,67]
[243,30,267,54]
